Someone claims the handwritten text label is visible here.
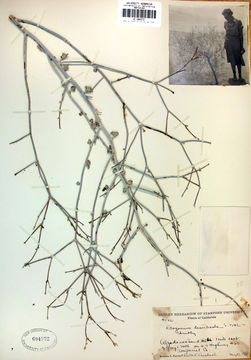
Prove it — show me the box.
[153,305,250,359]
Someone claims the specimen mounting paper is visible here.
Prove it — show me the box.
[199,207,250,275]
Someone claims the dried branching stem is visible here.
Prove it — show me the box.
[9,15,247,349]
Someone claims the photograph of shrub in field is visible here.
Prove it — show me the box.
[169,4,249,85]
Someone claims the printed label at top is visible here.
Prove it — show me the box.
[118,0,161,27]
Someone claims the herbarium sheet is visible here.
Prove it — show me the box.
[1,0,250,359]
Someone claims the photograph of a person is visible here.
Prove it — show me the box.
[169,3,249,85]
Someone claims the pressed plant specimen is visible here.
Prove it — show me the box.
[9,15,247,348]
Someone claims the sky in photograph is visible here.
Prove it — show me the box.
[169,4,248,33]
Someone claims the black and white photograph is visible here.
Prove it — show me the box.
[169,2,249,85]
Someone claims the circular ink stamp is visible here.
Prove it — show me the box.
[21,328,57,352]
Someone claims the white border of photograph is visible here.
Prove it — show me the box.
[168,1,249,86]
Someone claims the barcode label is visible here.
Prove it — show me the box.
[118,1,161,27]
[122,8,157,19]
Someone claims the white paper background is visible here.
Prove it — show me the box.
[0,1,251,360]
[200,207,250,275]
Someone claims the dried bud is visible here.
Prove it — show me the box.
[110,131,119,138]
[60,52,68,60]
[102,185,109,192]
[86,160,91,169]
[117,257,123,264]
[102,210,108,217]
[70,85,76,92]
[62,64,69,72]
[85,86,93,94]
[91,122,98,129]
[121,273,130,281]
[37,44,43,52]
[127,179,133,185]
[87,139,92,145]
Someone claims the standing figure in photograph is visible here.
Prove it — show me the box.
[222,8,245,84]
